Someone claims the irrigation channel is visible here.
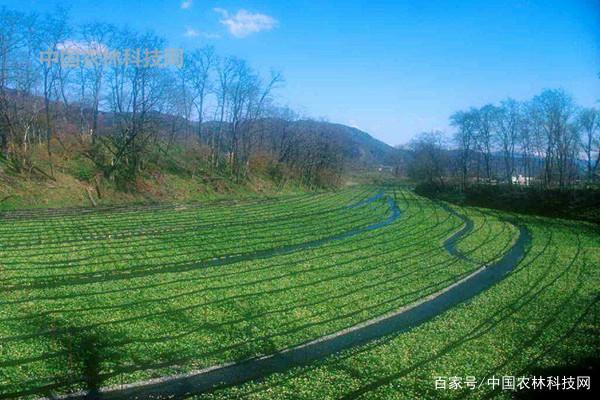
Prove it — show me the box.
[50,191,532,400]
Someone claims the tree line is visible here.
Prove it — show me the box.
[406,89,599,189]
[0,7,343,190]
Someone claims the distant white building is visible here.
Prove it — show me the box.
[511,174,532,186]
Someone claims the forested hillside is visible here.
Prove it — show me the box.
[0,8,400,209]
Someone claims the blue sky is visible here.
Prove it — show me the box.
[1,0,599,145]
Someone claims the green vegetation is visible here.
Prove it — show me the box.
[453,207,519,264]
[0,187,597,399]
[198,212,599,399]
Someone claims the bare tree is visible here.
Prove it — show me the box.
[224,57,252,176]
[530,89,578,189]
[451,109,477,188]
[80,22,113,143]
[237,70,283,179]
[473,104,497,182]
[0,7,28,159]
[0,8,42,172]
[407,131,447,184]
[270,106,299,161]
[577,107,599,182]
[32,8,71,178]
[185,46,215,142]
[495,99,520,183]
[100,29,169,185]
[517,101,536,181]
[213,56,237,168]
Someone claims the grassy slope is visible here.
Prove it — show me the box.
[0,143,311,211]
[0,168,308,211]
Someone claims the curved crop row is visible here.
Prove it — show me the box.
[196,210,598,400]
[0,188,523,399]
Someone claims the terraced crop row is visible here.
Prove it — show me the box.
[450,206,519,265]
[197,210,599,400]
[0,187,525,398]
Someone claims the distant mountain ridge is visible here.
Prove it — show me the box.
[163,117,402,168]
[289,120,399,166]
[2,88,402,169]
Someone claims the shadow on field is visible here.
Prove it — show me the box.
[1,194,395,291]
[2,195,539,400]
[13,317,122,400]
[338,225,595,400]
[47,206,531,399]
[1,196,518,400]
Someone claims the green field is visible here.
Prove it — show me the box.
[0,187,597,399]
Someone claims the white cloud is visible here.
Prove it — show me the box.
[184,27,199,37]
[181,1,192,10]
[183,27,221,40]
[213,8,278,38]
